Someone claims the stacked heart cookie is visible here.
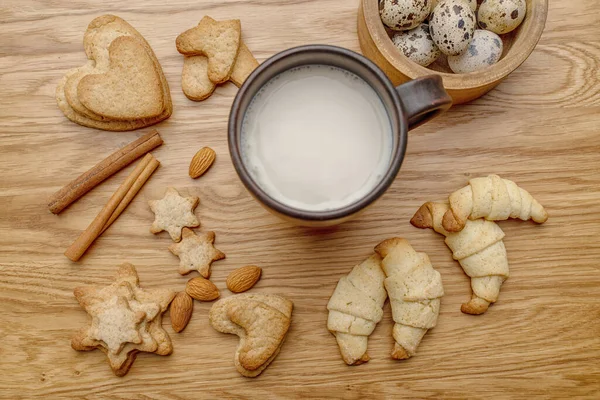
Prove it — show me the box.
[56,15,172,131]
[176,16,259,101]
[71,263,175,376]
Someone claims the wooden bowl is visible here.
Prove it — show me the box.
[358,0,548,104]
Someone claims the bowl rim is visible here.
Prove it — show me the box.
[364,0,549,89]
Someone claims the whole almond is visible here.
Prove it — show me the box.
[170,292,194,333]
[186,277,220,301]
[226,265,262,293]
[189,147,216,178]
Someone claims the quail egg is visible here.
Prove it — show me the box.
[392,23,441,66]
[429,0,476,56]
[448,29,504,73]
[380,0,431,31]
[478,0,527,34]
[430,0,477,13]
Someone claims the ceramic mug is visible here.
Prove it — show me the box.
[228,45,452,227]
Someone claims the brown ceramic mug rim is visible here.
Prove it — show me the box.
[228,44,409,222]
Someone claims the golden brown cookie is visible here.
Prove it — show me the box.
[71,263,175,376]
[57,15,172,131]
[64,17,160,122]
[181,56,217,101]
[230,42,259,87]
[209,293,293,377]
[57,73,169,131]
[168,228,225,277]
[181,40,258,101]
[77,36,164,120]
[179,17,259,101]
[176,16,241,83]
[64,65,106,122]
[149,188,200,242]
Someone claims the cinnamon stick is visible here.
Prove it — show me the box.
[64,153,159,262]
[100,157,160,235]
[48,129,163,214]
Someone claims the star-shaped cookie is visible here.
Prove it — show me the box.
[169,228,225,278]
[107,264,175,371]
[72,263,176,376]
[149,187,200,242]
[88,290,145,355]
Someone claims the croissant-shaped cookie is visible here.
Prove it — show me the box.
[326,255,387,365]
[374,238,444,359]
[443,174,548,232]
[412,202,509,315]
[209,293,293,377]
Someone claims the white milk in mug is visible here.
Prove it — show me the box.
[241,65,393,212]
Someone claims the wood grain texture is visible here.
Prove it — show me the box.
[0,0,599,398]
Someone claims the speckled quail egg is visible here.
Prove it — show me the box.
[448,29,503,73]
[379,0,431,31]
[429,0,476,56]
[430,0,477,13]
[478,0,526,34]
[392,23,441,66]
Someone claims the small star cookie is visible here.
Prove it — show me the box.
[72,263,176,376]
[149,187,200,242]
[169,228,225,278]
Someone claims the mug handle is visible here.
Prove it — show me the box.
[395,75,453,130]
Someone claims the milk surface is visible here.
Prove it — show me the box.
[241,65,393,211]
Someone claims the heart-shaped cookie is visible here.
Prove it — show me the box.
[176,16,241,84]
[56,15,172,131]
[181,40,259,101]
[179,17,258,102]
[77,36,164,121]
[209,293,293,377]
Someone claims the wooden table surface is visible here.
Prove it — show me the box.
[1,0,599,398]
